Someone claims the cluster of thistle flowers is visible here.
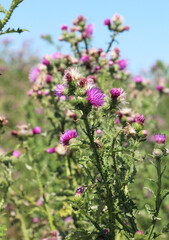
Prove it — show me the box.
[104,13,130,32]
[28,47,130,99]
[27,14,131,102]
[28,53,79,98]
[59,14,129,73]
[55,67,149,149]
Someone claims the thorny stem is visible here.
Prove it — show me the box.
[106,32,118,54]
[82,112,104,180]
[74,42,81,58]
[16,209,30,240]
[83,38,89,54]
[83,112,116,239]
[146,158,162,240]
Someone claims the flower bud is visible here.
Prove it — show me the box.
[33,126,41,134]
[132,122,143,132]
[46,148,56,154]
[153,149,163,158]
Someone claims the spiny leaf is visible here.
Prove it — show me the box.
[0,27,29,35]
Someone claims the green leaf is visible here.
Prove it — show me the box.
[0,27,29,35]
[0,4,6,14]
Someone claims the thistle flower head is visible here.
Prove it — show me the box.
[75,186,84,196]
[32,126,41,134]
[133,75,143,83]
[112,13,123,24]
[104,19,111,26]
[60,129,78,145]
[117,59,127,70]
[55,84,65,97]
[110,88,123,99]
[63,67,82,83]
[154,134,166,144]
[13,150,21,158]
[60,24,68,31]
[29,67,39,82]
[87,87,105,107]
[84,24,94,38]
[156,85,163,92]
[80,54,90,63]
[136,114,145,125]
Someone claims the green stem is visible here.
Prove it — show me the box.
[146,158,162,240]
[106,32,118,54]
[83,38,89,54]
[82,113,104,180]
[16,210,30,240]
[34,165,55,232]
[107,186,115,239]
[74,42,81,58]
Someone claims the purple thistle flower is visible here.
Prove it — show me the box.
[60,129,78,146]
[13,150,21,158]
[156,85,163,92]
[75,186,84,196]
[117,59,127,70]
[80,54,90,63]
[52,52,62,59]
[46,74,52,83]
[110,88,122,99]
[133,75,143,83]
[136,114,145,125]
[87,87,105,107]
[32,126,41,134]
[104,19,111,26]
[65,216,73,222]
[84,24,94,38]
[46,147,56,154]
[154,134,166,144]
[104,229,109,234]
[33,218,39,223]
[29,67,39,82]
[60,24,68,31]
[55,84,65,97]
[42,57,50,66]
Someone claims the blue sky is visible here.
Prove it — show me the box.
[1,0,169,73]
